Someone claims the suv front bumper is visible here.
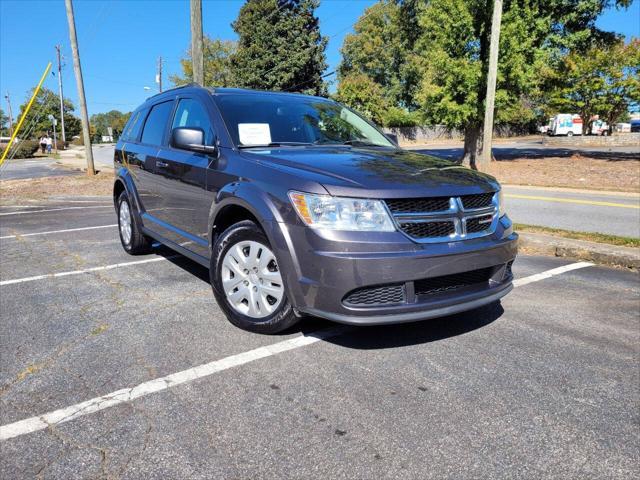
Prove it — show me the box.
[266,218,518,326]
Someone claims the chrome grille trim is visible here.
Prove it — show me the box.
[385,192,499,243]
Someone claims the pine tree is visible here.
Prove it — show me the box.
[231,0,328,95]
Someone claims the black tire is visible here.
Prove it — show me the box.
[117,191,152,255]
[210,220,299,334]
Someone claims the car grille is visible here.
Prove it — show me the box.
[385,192,498,242]
[460,193,494,210]
[399,221,456,239]
[386,197,451,214]
[343,284,405,306]
[414,267,494,296]
[466,214,494,233]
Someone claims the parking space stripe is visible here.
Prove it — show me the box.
[0,224,117,240]
[513,261,593,287]
[0,261,594,441]
[0,257,170,286]
[0,205,111,216]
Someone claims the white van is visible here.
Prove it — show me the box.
[548,114,583,136]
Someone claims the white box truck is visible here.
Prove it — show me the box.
[548,114,583,136]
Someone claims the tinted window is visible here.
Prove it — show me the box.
[215,94,393,148]
[120,109,146,142]
[141,101,173,146]
[171,98,215,145]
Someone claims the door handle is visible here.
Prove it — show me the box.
[156,160,169,168]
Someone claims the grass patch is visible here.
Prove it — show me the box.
[514,223,640,248]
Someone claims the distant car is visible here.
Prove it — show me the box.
[631,120,640,133]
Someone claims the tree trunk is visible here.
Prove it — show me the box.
[460,124,483,170]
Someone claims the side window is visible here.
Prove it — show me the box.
[171,98,215,146]
[141,101,174,146]
[120,108,146,142]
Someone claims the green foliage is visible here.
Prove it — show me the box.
[16,87,81,139]
[546,39,640,130]
[0,108,8,135]
[90,110,131,140]
[339,0,420,109]
[334,74,389,125]
[231,0,328,95]
[338,0,634,166]
[170,36,237,87]
[1,140,39,159]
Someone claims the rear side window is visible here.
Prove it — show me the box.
[141,101,174,146]
[120,109,146,142]
[171,98,215,145]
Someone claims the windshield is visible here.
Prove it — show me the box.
[214,94,394,148]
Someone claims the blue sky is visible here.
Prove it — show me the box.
[1,0,638,116]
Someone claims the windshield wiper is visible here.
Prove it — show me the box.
[342,140,385,147]
[238,142,314,149]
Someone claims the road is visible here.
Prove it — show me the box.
[504,186,640,238]
[0,199,638,478]
[0,158,79,181]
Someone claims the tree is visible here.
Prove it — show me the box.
[339,0,633,169]
[334,74,390,125]
[416,0,635,168]
[339,0,420,111]
[16,87,81,140]
[231,0,328,95]
[90,110,132,140]
[0,109,8,136]
[547,39,640,132]
[170,36,237,87]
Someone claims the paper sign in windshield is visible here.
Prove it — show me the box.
[238,123,272,146]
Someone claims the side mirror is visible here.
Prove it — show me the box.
[171,127,217,154]
[386,133,399,145]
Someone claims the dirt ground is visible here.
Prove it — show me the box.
[0,171,113,203]
[485,155,640,192]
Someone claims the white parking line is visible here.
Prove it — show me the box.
[0,205,111,216]
[0,224,117,240]
[0,261,594,441]
[0,257,170,286]
[513,261,594,287]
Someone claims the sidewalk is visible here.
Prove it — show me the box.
[56,144,115,172]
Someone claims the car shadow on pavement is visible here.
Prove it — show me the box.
[307,301,504,350]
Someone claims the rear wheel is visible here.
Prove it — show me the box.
[211,220,299,334]
[117,192,152,255]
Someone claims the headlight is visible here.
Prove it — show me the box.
[288,191,396,232]
[498,189,506,217]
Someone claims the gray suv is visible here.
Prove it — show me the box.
[114,85,517,333]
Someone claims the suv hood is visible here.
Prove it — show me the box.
[241,146,499,198]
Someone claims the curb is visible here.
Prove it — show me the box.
[518,232,640,270]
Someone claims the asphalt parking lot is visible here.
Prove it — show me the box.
[0,199,638,479]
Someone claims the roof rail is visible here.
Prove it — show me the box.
[146,82,203,100]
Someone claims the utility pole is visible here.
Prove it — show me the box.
[64,0,95,175]
[4,92,13,136]
[190,0,204,85]
[481,0,503,168]
[157,56,163,92]
[55,45,66,147]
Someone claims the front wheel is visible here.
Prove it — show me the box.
[117,192,152,255]
[210,220,299,334]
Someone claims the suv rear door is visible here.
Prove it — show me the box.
[149,96,215,258]
[135,100,175,217]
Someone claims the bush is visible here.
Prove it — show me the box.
[0,140,39,159]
